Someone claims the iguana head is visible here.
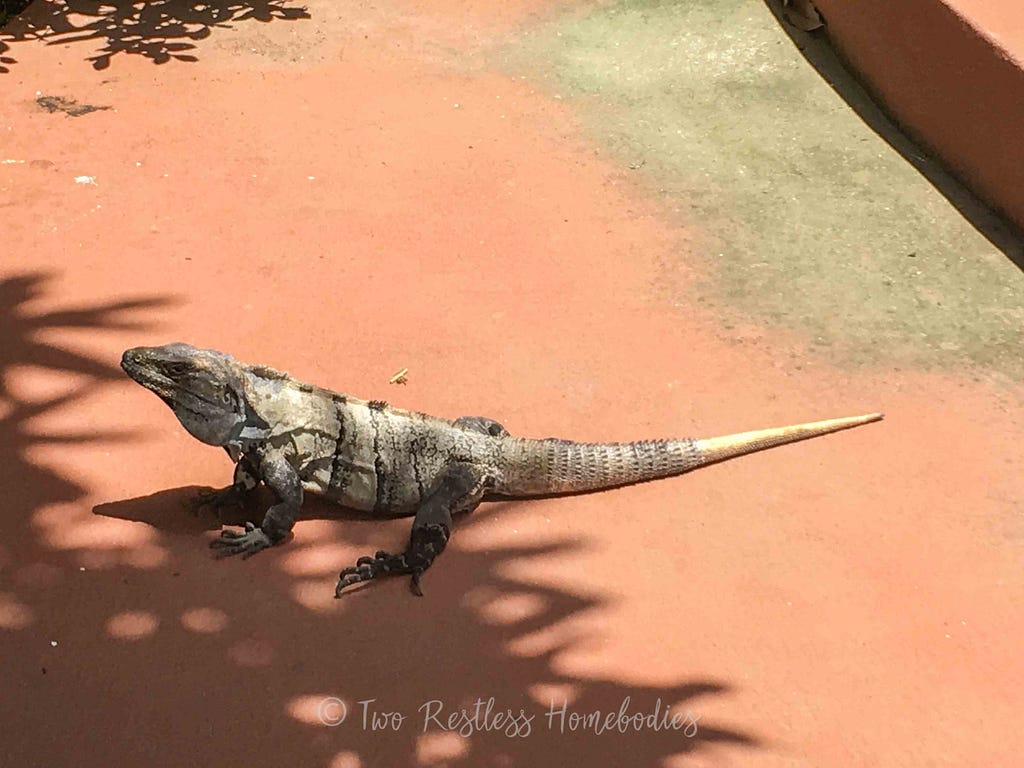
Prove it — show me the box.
[121,343,264,447]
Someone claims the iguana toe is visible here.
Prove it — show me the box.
[334,522,449,597]
[335,550,412,597]
[209,522,273,559]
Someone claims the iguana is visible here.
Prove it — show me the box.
[121,343,882,598]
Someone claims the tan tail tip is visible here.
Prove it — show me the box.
[692,411,884,461]
[777,411,884,432]
[848,412,884,425]
[792,412,885,430]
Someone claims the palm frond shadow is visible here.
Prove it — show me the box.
[3,271,759,764]
[91,487,762,764]
[0,271,173,517]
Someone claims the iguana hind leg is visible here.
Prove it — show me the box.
[335,462,489,597]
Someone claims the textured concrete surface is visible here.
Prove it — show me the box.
[500,0,1024,378]
[1,1,1022,767]
[811,0,1024,233]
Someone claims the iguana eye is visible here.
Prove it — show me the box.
[222,389,237,406]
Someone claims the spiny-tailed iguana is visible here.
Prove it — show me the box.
[121,343,882,597]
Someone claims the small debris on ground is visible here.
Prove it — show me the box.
[36,95,111,117]
[389,367,409,385]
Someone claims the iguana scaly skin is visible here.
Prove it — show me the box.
[121,343,883,597]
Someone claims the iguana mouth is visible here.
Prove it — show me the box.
[120,350,176,400]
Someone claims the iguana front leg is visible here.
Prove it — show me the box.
[210,450,302,559]
[192,454,260,512]
[335,462,490,597]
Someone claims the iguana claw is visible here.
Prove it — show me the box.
[209,522,273,559]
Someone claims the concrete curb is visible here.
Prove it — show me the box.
[808,0,1024,233]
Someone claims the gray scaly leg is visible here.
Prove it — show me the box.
[335,462,490,597]
[210,450,302,559]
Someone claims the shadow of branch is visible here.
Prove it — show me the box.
[0,0,309,71]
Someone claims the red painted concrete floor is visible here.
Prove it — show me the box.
[2,2,1022,767]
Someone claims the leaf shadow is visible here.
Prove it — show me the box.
[0,0,309,71]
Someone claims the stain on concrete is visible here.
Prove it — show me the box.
[36,95,110,116]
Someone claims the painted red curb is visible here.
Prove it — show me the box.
[814,0,1024,232]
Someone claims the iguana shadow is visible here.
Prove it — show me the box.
[94,485,478,532]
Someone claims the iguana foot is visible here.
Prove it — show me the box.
[209,522,273,559]
[334,522,449,598]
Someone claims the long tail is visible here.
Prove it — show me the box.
[496,413,883,496]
